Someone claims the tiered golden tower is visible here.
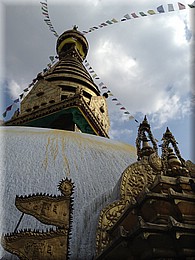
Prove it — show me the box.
[5,28,110,137]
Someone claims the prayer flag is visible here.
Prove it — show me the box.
[102,86,107,89]
[131,13,139,18]
[139,12,147,16]
[49,56,55,62]
[85,63,90,66]
[50,28,57,33]
[157,5,165,13]
[23,88,29,92]
[20,93,24,99]
[120,107,126,110]
[14,98,19,103]
[42,12,49,16]
[106,20,113,24]
[43,14,49,19]
[188,1,195,8]
[41,6,48,13]
[124,111,130,114]
[135,119,139,123]
[168,4,174,11]
[92,74,97,78]
[89,27,98,32]
[2,111,7,118]
[112,98,118,101]
[6,105,12,111]
[116,102,121,105]
[158,143,163,147]
[44,19,52,25]
[124,14,131,20]
[147,10,156,15]
[99,23,108,28]
[111,18,118,23]
[129,115,134,120]
[82,31,88,34]
[99,82,104,87]
[95,77,100,80]
[121,18,127,22]
[40,2,47,6]
[43,68,48,73]
[178,2,186,9]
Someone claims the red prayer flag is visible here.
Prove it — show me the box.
[6,105,12,111]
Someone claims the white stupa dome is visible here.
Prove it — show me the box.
[0,126,136,259]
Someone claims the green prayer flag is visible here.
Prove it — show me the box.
[139,12,147,16]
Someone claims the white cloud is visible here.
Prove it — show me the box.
[7,80,23,99]
[109,127,133,140]
[150,94,192,128]
[2,0,194,159]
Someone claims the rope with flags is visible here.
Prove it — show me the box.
[1,54,60,119]
[84,60,139,123]
[82,2,195,35]
[40,0,59,37]
[40,1,195,37]
[3,1,194,119]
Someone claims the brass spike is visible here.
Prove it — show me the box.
[168,147,181,168]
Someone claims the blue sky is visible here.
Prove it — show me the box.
[0,0,194,161]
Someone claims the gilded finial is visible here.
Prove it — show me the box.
[161,127,187,176]
[73,25,78,30]
[136,116,158,160]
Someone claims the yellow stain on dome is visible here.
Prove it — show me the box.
[42,130,71,177]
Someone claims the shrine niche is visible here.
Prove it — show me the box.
[1,178,74,260]
[95,116,195,260]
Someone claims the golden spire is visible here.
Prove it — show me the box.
[136,116,158,160]
[161,127,188,176]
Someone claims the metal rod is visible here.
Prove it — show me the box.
[14,212,24,233]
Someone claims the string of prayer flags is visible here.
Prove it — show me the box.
[40,1,59,38]
[82,2,190,34]
[83,59,139,124]
[2,74,40,118]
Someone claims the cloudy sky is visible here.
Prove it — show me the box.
[0,0,194,161]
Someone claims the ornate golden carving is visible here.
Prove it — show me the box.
[1,178,74,260]
[15,195,70,228]
[149,152,162,171]
[89,96,110,133]
[1,229,68,260]
[96,159,156,255]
